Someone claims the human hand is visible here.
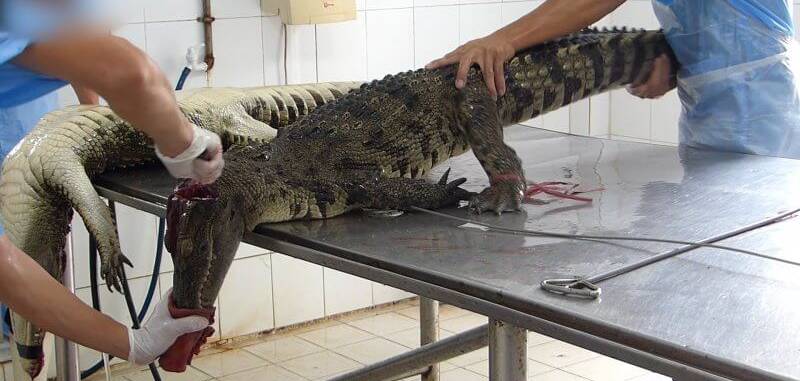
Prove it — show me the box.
[155,124,225,184]
[627,54,675,99]
[127,290,210,365]
[426,34,515,99]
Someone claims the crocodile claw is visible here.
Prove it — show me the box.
[469,181,525,215]
[438,168,452,185]
[101,252,131,292]
[440,177,474,206]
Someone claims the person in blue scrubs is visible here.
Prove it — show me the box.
[427,0,800,159]
[0,0,225,373]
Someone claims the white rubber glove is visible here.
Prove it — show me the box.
[155,124,224,184]
[127,291,210,365]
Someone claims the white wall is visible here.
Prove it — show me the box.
[57,0,800,366]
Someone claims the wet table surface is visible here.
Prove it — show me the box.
[96,125,800,381]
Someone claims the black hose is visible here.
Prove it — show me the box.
[120,266,162,381]
[176,67,191,91]
[81,203,165,380]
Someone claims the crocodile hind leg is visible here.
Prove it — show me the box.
[459,88,526,215]
[351,169,474,211]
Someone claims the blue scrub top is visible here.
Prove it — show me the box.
[0,31,67,108]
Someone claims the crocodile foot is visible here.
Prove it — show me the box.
[158,294,216,373]
[101,249,133,292]
[469,177,525,215]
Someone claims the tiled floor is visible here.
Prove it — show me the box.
[0,300,672,381]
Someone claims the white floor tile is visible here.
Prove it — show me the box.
[334,337,409,364]
[563,356,649,381]
[216,365,305,381]
[346,312,419,336]
[396,303,474,322]
[299,323,376,349]
[527,331,555,347]
[532,369,591,381]
[528,341,599,368]
[279,351,360,380]
[441,368,487,381]
[244,336,324,363]
[464,359,554,377]
[440,314,487,333]
[446,347,488,367]
[190,349,266,378]
[383,327,422,348]
[124,366,212,381]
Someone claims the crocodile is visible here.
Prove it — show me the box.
[160,28,677,370]
[0,83,361,379]
[0,27,675,378]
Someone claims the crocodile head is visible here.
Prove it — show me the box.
[165,180,244,309]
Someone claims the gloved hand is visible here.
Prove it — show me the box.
[127,290,210,365]
[155,124,224,184]
[627,54,676,99]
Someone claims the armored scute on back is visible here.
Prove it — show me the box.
[165,26,674,316]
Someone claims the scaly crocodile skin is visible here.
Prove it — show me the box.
[165,28,676,314]
[0,82,360,380]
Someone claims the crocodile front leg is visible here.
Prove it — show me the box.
[459,87,526,215]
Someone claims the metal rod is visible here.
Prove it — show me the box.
[541,208,800,299]
[587,208,800,285]
[420,298,440,381]
[55,234,80,381]
[489,319,527,381]
[328,325,488,381]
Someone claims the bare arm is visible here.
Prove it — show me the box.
[427,0,627,97]
[0,236,130,359]
[72,83,100,105]
[12,32,192,157]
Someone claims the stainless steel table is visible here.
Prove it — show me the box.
[93,125,800,381]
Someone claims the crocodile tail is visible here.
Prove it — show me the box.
[498,28,674,126]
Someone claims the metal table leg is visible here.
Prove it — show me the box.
[489,319,527,381]
[420,298,440,381]
[55,234,80,381]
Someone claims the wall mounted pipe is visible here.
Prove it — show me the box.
[199,0,215,71]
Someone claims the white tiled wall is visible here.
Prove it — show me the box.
[58,0,800,359]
